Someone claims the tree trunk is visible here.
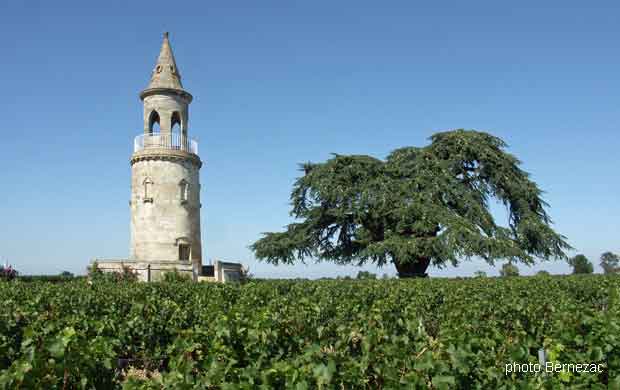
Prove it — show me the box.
[394,257,430,278]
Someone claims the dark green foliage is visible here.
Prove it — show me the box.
[474,271,487,277]
[536,270,551,276]
[17,275,86,283]
[60,271,74,278]
[88,263,138,283]
[0,276,618,388]
[162,269,192,283]
[356,271,377,279]
[87,261,100,279]
[568,254,594,274]
[238,266,253,284]
[251,130,570,277]
[500,262,519,277]
[601,252,620,274]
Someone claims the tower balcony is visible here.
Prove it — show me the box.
[134,133,199,155]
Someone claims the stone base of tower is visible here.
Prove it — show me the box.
[91,259,196,282]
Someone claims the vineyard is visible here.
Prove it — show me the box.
[1,275,619,389]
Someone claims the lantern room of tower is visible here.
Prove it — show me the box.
[139,32,193,137]
[134,32,198,156]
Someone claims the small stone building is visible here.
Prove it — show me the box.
[92,33,243,282]
[198,260,247,283]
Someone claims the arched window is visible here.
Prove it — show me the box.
[148,111,160,134]
[143,177,154,203]
[171,111,181,133]
[179,179,189,203]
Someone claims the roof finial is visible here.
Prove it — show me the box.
[163,31,169,39]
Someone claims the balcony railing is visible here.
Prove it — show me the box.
[134,133,198,155]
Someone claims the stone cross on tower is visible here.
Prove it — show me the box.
[129,32,203,279]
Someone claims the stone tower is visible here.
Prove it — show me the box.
[129,32,203,277]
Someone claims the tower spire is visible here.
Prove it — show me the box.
[145,32,184,90]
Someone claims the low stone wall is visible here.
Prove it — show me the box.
[91,259,245,283]
[92,259,194,282]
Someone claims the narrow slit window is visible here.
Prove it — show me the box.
[143,177,154,203]
[179,179,189,203]
[179,244,190,261]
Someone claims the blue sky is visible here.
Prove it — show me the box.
[1,0,618,277]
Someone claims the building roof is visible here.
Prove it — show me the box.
[145,32,184,91]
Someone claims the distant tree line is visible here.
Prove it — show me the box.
[567,252,619,275]
[479,251,619,277]
[600,252,620,274]
[500,263,519,277]
[0,266,84,283]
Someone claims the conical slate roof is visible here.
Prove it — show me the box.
[146,32,184,90]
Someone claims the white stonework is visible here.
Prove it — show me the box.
[130,32,202,274]
[143,94,190,134]
[198,260,246,283]
[92,33,245,282]
[130,156,202,271]
[93,260,194,282]
[94,33,203,281]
